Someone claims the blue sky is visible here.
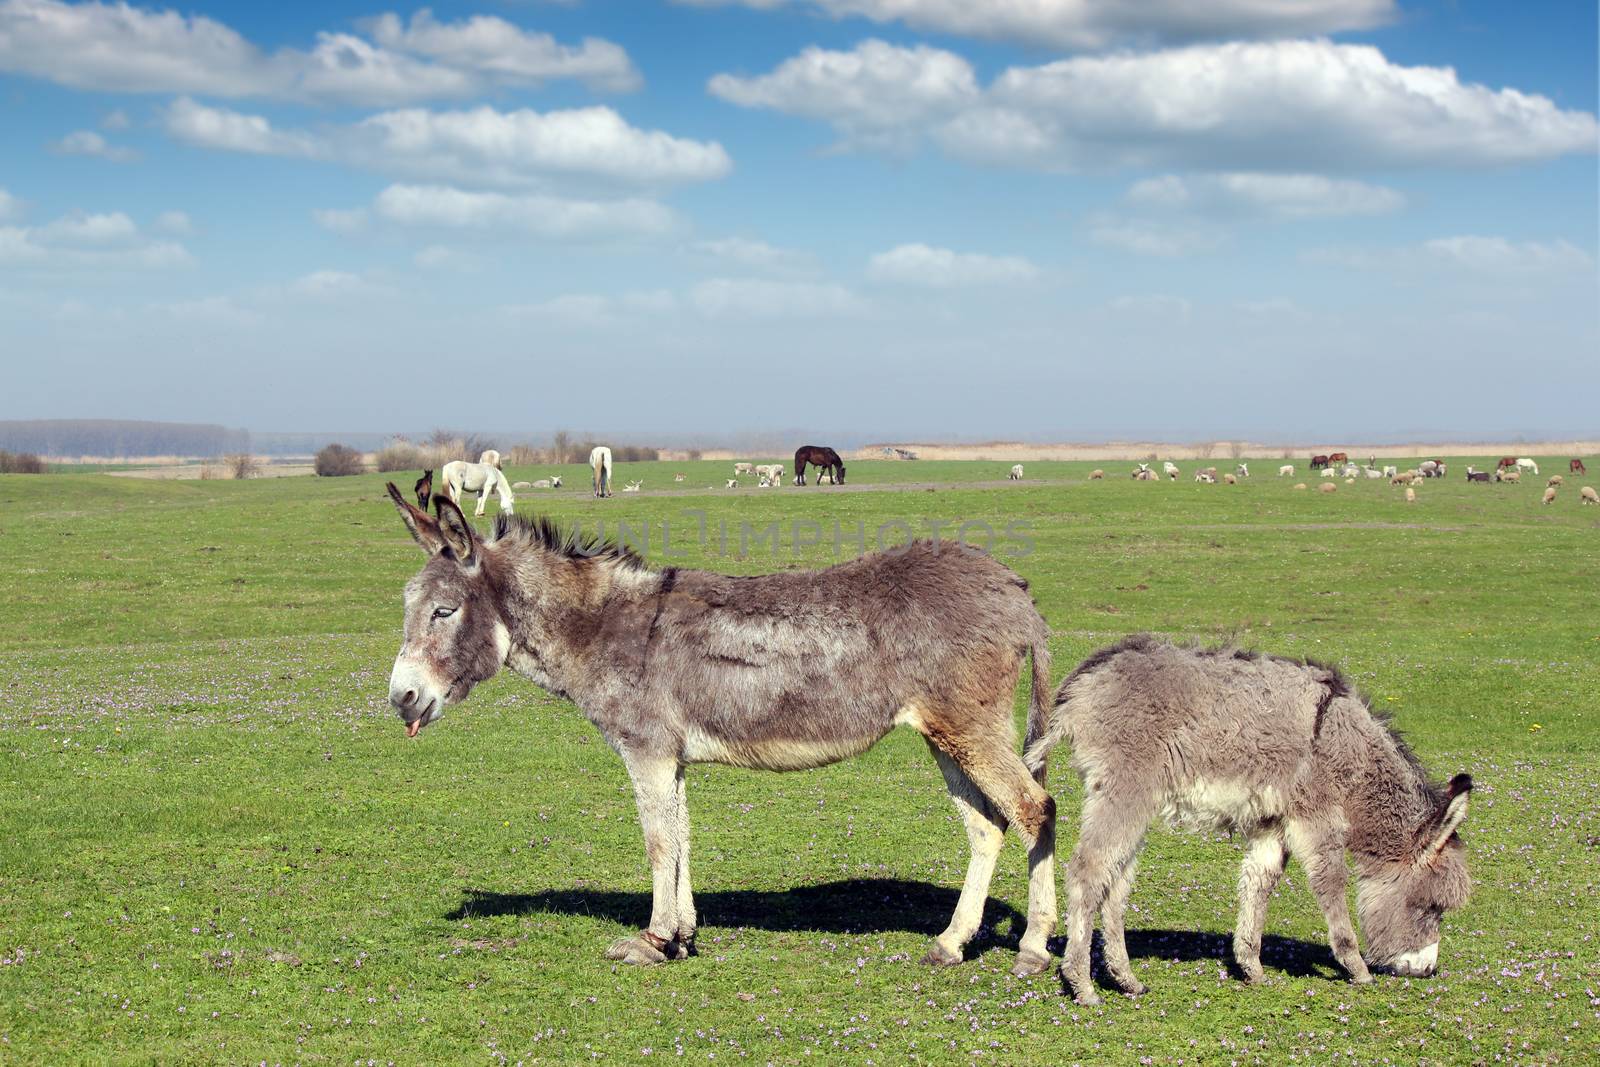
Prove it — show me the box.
[1,0,1595,441]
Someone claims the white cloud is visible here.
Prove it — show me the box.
[867,242,1038,287]
[1110,294,1192,318]
[412,244,478,271]
[0,0,640,105]
[1307,235,1594,274]
[503,288,678,325]
[689,236,809,273]
[153,210,192,235]
[313,207,369,235]
[1127,173,1405,218]
[0,187,21,221]
[51,128,138,161]
[373,184,678,240]
[288,269,387,300]
[681,0,1394,49]
[1422,236,1593,273]
[38,210,138,244]
[689,277,865,318]
[164,98,316,156]
[161,99,729,187]
[0,208,190,270]
[100,107,129,130]
[351,105,731,185]
[709,40,978,152]
[1087,215,1223,257]
[364,10,639,92]
[711,38,1599,171]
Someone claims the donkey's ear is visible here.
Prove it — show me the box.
[1424,774,1472,862]
[387,482,446,554]
[433,493,477,565]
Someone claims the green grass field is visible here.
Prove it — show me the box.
[2,458,1597,1064]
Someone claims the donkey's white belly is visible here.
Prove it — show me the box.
[1161,778,1287,835]
[681,725,885,771]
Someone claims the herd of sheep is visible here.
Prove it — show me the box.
[1049,454,1597,507]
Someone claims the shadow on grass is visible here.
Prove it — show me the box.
[448,881,1337,978]
[1119,928,1340,979]
[448,877,1024,941]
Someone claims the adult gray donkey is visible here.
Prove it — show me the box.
[383,485,1059,974]
[1025,636,1472,1004]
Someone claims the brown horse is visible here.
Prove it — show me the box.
[794,445,846,486]
[414,469,433,509]
[1496,457,1518,470]
[1572,459,1588,475]
[1328,452,1349,466]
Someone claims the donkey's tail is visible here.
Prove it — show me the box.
[1022,632,1054,784]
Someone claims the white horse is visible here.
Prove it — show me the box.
[1515,458,1539,475]
[590,446,614,498]
[478,449,502,470]
[441,460,514,517]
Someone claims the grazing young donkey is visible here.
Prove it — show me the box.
[383,485,1059,974]
[1025,636,1472,1004]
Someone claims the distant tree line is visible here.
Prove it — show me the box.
[0,419,249,457]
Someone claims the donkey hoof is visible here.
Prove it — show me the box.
[605,936,668,966]
[1240,966,1265,986]
[920,943,963,968]
[1010,950,1050,978]
[1118,978,1147,997]
[1073,989,1102,1007]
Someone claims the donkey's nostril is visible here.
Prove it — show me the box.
[403,689,417,707]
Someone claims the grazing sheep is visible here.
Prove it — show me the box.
[1390,472,1415,485]
[1293,482,1307,490]
[1405,487,1417,503]
[512,481,532,490]
[1194,467,1217,483]
[1581,486,1598,505]
[733,462,755,476]
[1235,463,1250,479]
[1542,487,1557,504]
[754,464,785,484]
[1010,464,1024,480]
[1132,463,1153,479]
[725,478,738,489]
[1340,464,1361,479]
[1322,469,1336,479]
[1163,461,1180,480]
[1278,464,1294,477]
[1224,473,1237,484]
[1364,468,1383,479]
[1136,469,1160,481]
[1319,483,1337,493]
[1344,477,1355,484]
[529,475,563,490]
[1089,470,1105,480]
[1494,469,1520,484]
[622,480,642,493]
[1547,475,1563,488]
[674,473,686,482]
[1382,466,1398,478]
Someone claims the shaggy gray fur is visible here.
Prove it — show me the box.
[1025,635,1472,1004]
[384,486,1059,974]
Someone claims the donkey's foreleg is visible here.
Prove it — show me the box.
[606,755,689,965]
[1233,831,1288,983]
[924,744,1005,968]
[670,764,697,948]
[1287,820,1371,984]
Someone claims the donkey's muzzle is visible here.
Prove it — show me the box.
[388,684,436,737]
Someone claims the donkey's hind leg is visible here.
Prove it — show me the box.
[1099,852,1146,995]
[923,743,1006,968]
[1062,788,1152,1004]
[920,711,1058,978]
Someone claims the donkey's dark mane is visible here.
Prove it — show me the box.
[490,513,650,570]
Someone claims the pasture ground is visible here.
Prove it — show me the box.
[1,458,1597,1064]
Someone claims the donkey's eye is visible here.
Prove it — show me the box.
[432,606,457,620]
